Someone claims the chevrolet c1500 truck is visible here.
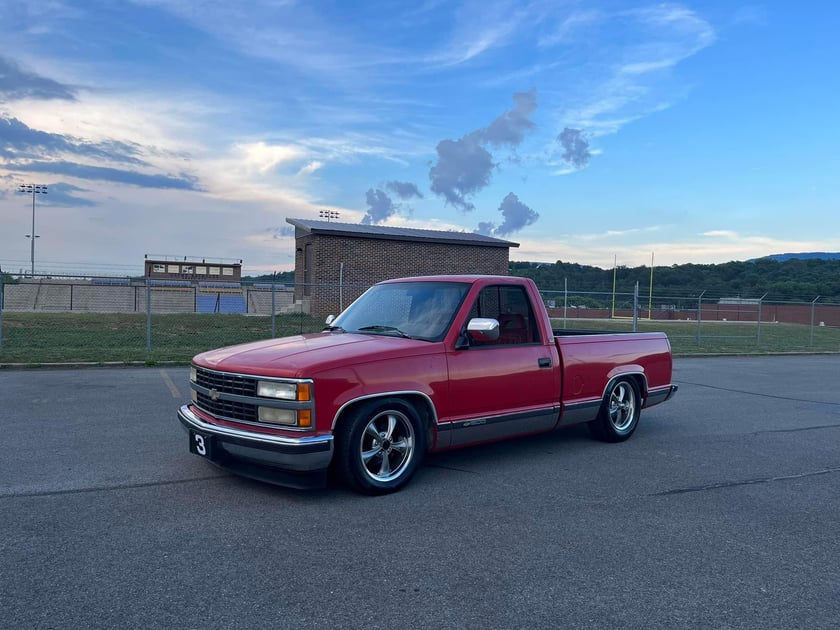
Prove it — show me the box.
[178,274,677,494]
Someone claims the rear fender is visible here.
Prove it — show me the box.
[603,368,648,402]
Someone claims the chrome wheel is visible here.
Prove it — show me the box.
[359,409,416,483]
[589,378,640,442]
[607,381,637,433]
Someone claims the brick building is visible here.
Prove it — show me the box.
[286,218,518,317]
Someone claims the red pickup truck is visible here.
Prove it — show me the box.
[178,275,677,494]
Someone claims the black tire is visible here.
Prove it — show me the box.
[334,398,426,495]
[588,378,641,442]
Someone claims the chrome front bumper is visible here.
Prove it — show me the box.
[177,404,334,488]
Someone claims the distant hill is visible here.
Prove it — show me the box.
[510,256,840,301]
[757,252,840,262]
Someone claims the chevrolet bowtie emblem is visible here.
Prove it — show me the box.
[209,388,220,401]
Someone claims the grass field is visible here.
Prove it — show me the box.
[0,312,838,365]
[555,318,840,355]
[0,312,323,365]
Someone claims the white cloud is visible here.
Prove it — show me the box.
[234,142,307,175]
[427,1,523,66]
[296,161,324,177]
[129,0,392,76]
[3,90,213,172]
[702,230,739,239]
[510,229,838,269]
[549,4,715,138]
[538,9,604,48]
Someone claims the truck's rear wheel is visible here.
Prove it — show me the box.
[588,378,640,442]
[335,398,426,495]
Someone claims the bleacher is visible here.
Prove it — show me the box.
[1,276,295,315]
[196,295,217,313]
[198,281,241,292]
[246,287,295,315]
[33,283,71,311]
[149,279,192,288]
[92,278,131,286]
[196,292,247,314]
[3,282,40,311]
[219,294,246,313]
[192,279,245,313]
[150,289,195,313]
[72,285,136,313]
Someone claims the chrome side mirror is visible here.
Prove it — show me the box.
[466,317,499,342]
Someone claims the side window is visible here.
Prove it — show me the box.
[467,285,539,345]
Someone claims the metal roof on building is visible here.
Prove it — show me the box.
[285,218,519,248]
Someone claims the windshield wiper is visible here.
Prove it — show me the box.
[357,325,412,338]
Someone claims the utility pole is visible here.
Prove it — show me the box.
[17,183,47,277]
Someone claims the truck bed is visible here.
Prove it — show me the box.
[552,329,674,409]
[552,328,640,336]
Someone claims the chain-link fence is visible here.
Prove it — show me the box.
[0,273,324,363]
[540,283,840,353]
[2,272,839,363]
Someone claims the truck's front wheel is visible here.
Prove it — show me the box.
[588,378,640,442]
[335,398,426,494]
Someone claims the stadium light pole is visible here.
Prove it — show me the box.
[319,209,339,222]
[17,183,47,277]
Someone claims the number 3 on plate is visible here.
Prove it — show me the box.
[194,433,206,456]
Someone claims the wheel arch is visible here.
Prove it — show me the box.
[331,391,438,450]
[602,370,648,403]
[588,371,645,443]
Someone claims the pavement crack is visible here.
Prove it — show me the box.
[0,474,229,500]
[424,463,479,474]
[677,380,840,406]
[650,466,840,496]
[755,423,840,434]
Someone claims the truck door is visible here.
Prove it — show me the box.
[444,284,560,446]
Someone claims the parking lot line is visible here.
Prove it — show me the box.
[159,368,182,399]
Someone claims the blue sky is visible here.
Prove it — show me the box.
[1,0,838,276]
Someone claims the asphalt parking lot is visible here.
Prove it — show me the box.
[2,356,839,629]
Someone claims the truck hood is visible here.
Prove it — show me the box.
[193,332,435,378]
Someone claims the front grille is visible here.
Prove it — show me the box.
[194,367,259,423]
[192,366,314,430]
[196,390,258,423]
[194,367,257,397]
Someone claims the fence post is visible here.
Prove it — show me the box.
[271,271,277,338]
[633,282,639,332]
[810,296,820,348]
[146,277,152,351]
[563,278,568,327]
[0,266,4,350]
[696,290,706,345]
[757,293,768,346]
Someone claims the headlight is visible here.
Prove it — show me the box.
[257,381,297,400]
[258,407,297,425]
[257,381,311,401]
[190,367,197,383]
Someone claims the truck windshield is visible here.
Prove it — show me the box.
[331,281,469,341]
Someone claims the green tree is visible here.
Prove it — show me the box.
[509,257,840,301]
